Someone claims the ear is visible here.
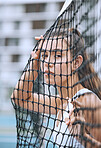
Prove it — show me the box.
[72,55,83,71]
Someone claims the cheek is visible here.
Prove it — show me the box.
[67,63,72,75]
[62,64,68,75]
[61,63,71,76]
[55,63,68,75]
[54,64,61,74]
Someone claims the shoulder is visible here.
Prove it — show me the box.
[80,92,101,108]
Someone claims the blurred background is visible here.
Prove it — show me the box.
[0,0,101,147]
[0,0,64,147]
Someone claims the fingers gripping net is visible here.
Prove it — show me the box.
[11,0,101,147]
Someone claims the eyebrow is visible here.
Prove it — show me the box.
[41,49,63,52]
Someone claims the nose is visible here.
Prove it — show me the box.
[45,54,54,68]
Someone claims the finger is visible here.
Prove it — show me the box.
[65,117,71,125]
[71,116,85,125]
[35,35,43,40]
[35,37,40,40]
[84,133,101,147]
[69,107,75,116]
[35,35,44,50]
[65,116,85,126]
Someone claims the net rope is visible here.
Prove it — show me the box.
[11,0,101,147]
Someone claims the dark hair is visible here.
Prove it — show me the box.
[67,28,101,99]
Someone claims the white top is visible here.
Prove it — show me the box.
[52,88,93,148]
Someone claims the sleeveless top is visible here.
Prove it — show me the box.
[52,88,94,148]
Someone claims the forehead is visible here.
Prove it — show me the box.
[41,37,68,51]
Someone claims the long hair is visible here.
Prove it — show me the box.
[68,28,101,99]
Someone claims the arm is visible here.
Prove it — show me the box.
[17,93,61,114]
[11,36,61,114]
[11,36,43,101]
[65,94,101,147]
[11,72,60,114]
[11,49,40,101]
[83,94,101,143]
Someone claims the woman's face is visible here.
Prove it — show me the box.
[40,38,72,86]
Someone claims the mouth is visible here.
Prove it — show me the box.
[44,70,54,76]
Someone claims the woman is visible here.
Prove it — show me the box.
[11,28,101,147]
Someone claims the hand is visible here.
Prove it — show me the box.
[31,35,43,59]
[65,99,101,147]
[56,97,72,127]
[65,99,85,125]
[31,35,43,71]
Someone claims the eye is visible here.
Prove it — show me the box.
[41,53,48,59]
[55,54,62,58]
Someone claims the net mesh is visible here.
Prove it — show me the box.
[11,0,101,147]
